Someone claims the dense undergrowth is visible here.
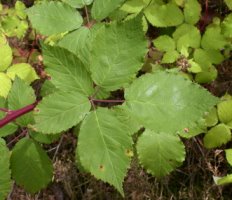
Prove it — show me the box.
[0,0,232,199]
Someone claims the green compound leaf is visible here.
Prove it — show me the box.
[153,35,176,52]
[203,124,231,149]
[201,25,227,50]
[0,138,12,200]
[10,138,53,193]
[63,0,93,8]
[42,45,94,96]
[0,38,12,71]
[6,63,39,84]
[125,71,219,134]
[0,73,12,98]
[27,1,83,35]
[34,91,91,134]
[184,0,201,24]
[90,16,147,91]
[137,129,185,177]
[225,149,232,166]
[77,108,133,196]
[144,3,184,27]
[91,0,126,21]
[217,99,232,124]
[8,77,36,127]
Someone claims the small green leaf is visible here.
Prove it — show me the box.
[178,118,207,138]
[203,124,231,149]
[78,108,132,196]
[188,60,202,73]
[205,107,218,127]
[0,123,18,137]
[144,3,184,27]
[173,24,201,51]
[42,45,94,96]
[195,66,218,84]
[15,1,27,19]
[205,49,224,64]
[120,0,148,13]
[162,50,179,63]
[193,49,219,83]
[6,63,39,84]
[222,14,232,38]
[91,0,126,21]
[201,25,227,50]
[217,100,232,124]
[0,73,12,98]
[0,39,12,71]
[8,77,36,127]
[225,0,232,10]
[125,71,218,134]
[63,0,93,8]
[173,0,184,6]
[214,174,232,185]
[27,1,83,35]
[10,138,53,193]
[227,120,232,129]
[137,130,185,177]
[0,138,12,200]
[29,131,61,144]
[225,149,232,166]
[34,91,91,134]
[90,16,147,91]
[184,0,201,24]
[153,35,176,52]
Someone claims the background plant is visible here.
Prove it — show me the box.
[0,0,231,199]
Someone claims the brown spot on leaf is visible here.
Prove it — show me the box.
[99,165,105,172]
[125,149,134,157]
[184,128,189,133]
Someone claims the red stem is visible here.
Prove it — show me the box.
[0,108,9,113]
[0,98,124,128]
[91,99,125,103]
[200,0,209,32]
[0,102,38,128]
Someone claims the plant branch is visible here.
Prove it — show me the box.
[84,5,90,26]
[0,108,9,113]
[91,99,125,103]
[0,97,125,128]
[0,102,38,128]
